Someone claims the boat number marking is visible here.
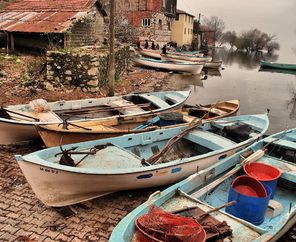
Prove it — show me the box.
[39,167,59,174]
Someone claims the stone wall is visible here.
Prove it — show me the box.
[46,45,130,92]
[66,7,105,47]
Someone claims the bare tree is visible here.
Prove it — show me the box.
[202,16,225,44]
[222,31,237,48]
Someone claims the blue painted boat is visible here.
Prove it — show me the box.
[260,61,296,71]
[110,128,296,242]
[15,113,269,207]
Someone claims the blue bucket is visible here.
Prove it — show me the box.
[226,176,272,225]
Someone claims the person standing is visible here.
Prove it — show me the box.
[151,41,156,50]
[162,44,167,54]
[144,40,149,49]
[136,37,141,49]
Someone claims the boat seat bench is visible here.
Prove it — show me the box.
[186,129,237,150]
[138,94,171,109]
[264,137,296,150]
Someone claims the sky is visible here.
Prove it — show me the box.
[177,0,296,60]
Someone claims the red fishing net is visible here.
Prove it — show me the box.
[135,206,206,242]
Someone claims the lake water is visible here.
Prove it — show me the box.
[172,0,296,134]
[168,49,296,134]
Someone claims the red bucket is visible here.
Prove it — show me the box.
[244,162,281,198]
[232,175,267,197]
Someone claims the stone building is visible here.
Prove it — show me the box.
[101,0,177,46]
[0,0,107,50]
[171,9,194,47]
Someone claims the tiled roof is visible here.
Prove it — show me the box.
[176,9,194,17]
[4,0,97,11]
[0,0,106,33]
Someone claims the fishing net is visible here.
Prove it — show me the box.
[135,206,206,242]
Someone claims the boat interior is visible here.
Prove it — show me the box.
[51,120,259,169]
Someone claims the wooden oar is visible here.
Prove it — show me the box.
[56,103,152,115]
[144,102,220,165]
[1,107,40,121]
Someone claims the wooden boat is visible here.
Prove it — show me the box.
[15,113,269,206]
[161,53,213,63]
[204,60,223,69]
[135,49,162,59]
[135,48,204,59]
[0,91,190,145]
[168,50,204,58]
[260,61,296,70]
[133,57,204,74]
[37,99,240,147]
[259,67,296,75]
[110,128,296,242]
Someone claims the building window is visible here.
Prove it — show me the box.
[184,27,186,34]
[175,13,179,21]
[188,28,190,34]
[159,19,162,30]
[191,29,193,34]
[167,21,171,31]
[185,15,187,22]
[142,19,151,27]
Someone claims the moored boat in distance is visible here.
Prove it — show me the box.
[161,53,213,63]
[133,57,204,75]
[135,48,162,59]
[37,99,240,147]
[110,128,296,242]
[0,91,190,145]
[15,113,269,207]
[260,60,296,71]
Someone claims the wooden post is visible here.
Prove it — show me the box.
[108,0,115,96]
[9,33,14,51]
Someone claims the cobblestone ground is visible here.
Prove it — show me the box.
[0,142,295,242]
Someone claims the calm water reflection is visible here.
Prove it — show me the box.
[169,49,296,134]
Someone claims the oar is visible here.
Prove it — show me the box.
[57,103,152,115]
[144,102,220,165]
[1,107,40,121]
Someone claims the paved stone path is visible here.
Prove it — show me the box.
[0,142,295,242]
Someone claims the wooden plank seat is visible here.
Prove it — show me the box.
[107,98,145,115]
[138,94,171,109]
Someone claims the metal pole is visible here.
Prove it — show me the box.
[108,0,115,96]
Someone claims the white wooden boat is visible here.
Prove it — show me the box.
[110,128,296,242]
[133,57,204,74]
[204,60,223,69]
[0,91,190,145]
[15,113,269,206]
[135,49,162,59]
[161,53,213,63]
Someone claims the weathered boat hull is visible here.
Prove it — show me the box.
[0,91,190,144]
[16,149,243,207]
[133,57,203,74]
[16,114,269,206]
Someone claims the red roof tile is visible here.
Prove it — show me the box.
[4,0,97,12]
[0,0,106,33]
